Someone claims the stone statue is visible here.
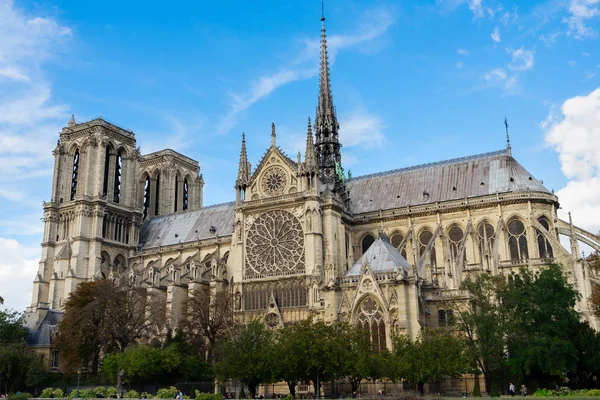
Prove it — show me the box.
[116,369,125,394]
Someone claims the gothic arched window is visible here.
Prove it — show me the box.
[356,297,386,352]
[174,176,179,212]
[154,173,160,216]
[183,178,189,211]
[507,218,528,261]
[536,217,554,259]
[102,146,111,197]
[478,221,495,269]
[362,234,375,255]
[419,229,437,268]
[143,177,151,219]
[438,309,446,326]
[448,225,465,263]
[113,150,123,203]
[70,149,79,201]
[391,232,407,259]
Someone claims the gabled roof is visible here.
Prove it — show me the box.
[346,233,410,276]
[139,202,235,249]
[347,149,550,214]
[248,146,298,184]
[27,310,63,347]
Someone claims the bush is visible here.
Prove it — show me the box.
[125,390,140,398]
[8,393,33,400]
[195,393,223,400]
[68,388,95,398]
[156,387,178,399]
[41,388,65,398]
[106,387,117,397]
[533,388,553,397]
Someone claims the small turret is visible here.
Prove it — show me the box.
[68,114,76,128]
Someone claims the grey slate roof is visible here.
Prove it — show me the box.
[139,202,235,249]
[346,233,410,276]
[347,149,549,214]
[28,310,63,347]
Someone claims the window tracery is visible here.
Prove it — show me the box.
[448,225,465,263]
[418,229,437,268]
[113,150,123,203]
[507,218,528,261]
[245,210,304,278]
[355,296,386,351]
[243,279,307,311]
[478,221,495,269]
[536,217,553,259]
[391,232,407,259]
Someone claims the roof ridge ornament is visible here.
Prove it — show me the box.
[505,116,512,156]
[271,122,276,147]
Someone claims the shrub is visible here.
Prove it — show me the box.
[8,393,33,400]
[106,387,117,397]
[533,388,553,397]
[472,377,482,397]
[125,390,140,398]
[41,388,65,398]
[94,387,106,397]
[68,388,95,398]
[195,393,223,400]
[156,387,178,399]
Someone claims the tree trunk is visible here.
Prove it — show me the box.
[287,381,296,398]
[350,378,360,395]
[418,382,425,396]
[248,384,257,399]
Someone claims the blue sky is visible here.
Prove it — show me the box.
[1,0,600,311]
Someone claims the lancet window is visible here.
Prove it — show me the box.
[113,150,123,203]
[102,146,111,196]
[418,229,437,268]
[362,234,375,255]
[154,173,160,216]
[355,297,386,352]
[143,177,151,219]
[507,218,528,261]
[448,225,465,263]
[174,176,179,212]
[243,280,307,311]
[70,149,79,201]
[478,221,495,269]
[183,178,189,211]
[536,217,554,259]
[391,232,408,259]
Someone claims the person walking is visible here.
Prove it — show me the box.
[509,382,516,397]
[520,384,527,397]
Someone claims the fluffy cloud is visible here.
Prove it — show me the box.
[339,109,385,149]
[468,0,484,19]
[485,68,507,81]
[564,0,600,38]
[457,48,469,55]
[491,27,501,43]
[0,238,39,312]
[543,87,600,233]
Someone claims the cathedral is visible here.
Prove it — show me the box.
[25,13,599,375]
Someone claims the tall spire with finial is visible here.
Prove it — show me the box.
[236,133,249,188]
[314,0,343,190]
[505,116,512,156]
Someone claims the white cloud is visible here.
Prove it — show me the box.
[491,27,501,42]
[507,47,535,71]
[457,48,469,55]
[468,0,484,19]
[539,32,561,47]
[485,68,507,81]
[569,60,577,66]
[339,109,385,148]
[564,0,600,38]
[0,237,39,312]
[218,6,395,134]
[456,61,464,69]
[0,66,30,82]
[543,87,600,233]
[500,6,519,25]
[582,51,591,56]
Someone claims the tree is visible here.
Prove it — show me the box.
[0,309,38,394]
[506,265,582,388]
[338,323,378,394]
[57,280,165,375]
[390,329,471,394]
[214,320,274,399]
[180,286,235,363]
[591,284,600,319]
[271,323,306,397]
[454,273,511,396]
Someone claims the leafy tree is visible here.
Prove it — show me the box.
[338,323,378,394]
[271,323,306,397]
[389,329,471,394]
[214,320,274,399]
[0,309,37,394]
[591,283,600,319]
[180,286,235,363]
[454,273,511,395]
[506,265,582,387]
[57,280,165,375]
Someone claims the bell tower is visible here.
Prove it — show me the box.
[25,116,142,328]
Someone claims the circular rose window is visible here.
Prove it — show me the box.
[260,165,288,196]
[245,210,304,277]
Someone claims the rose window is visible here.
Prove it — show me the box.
[260,166,288,196]
[245,210,304,278]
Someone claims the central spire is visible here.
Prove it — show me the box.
[314,5,344,195]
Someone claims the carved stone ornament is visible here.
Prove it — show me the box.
[265,313,279,327]
[245,210,304,277]
[260,165,288,197]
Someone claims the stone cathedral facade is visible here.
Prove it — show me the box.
[26,15,599,372]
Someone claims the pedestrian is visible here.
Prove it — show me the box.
[509,382,515,397]
[520,384,527,397]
